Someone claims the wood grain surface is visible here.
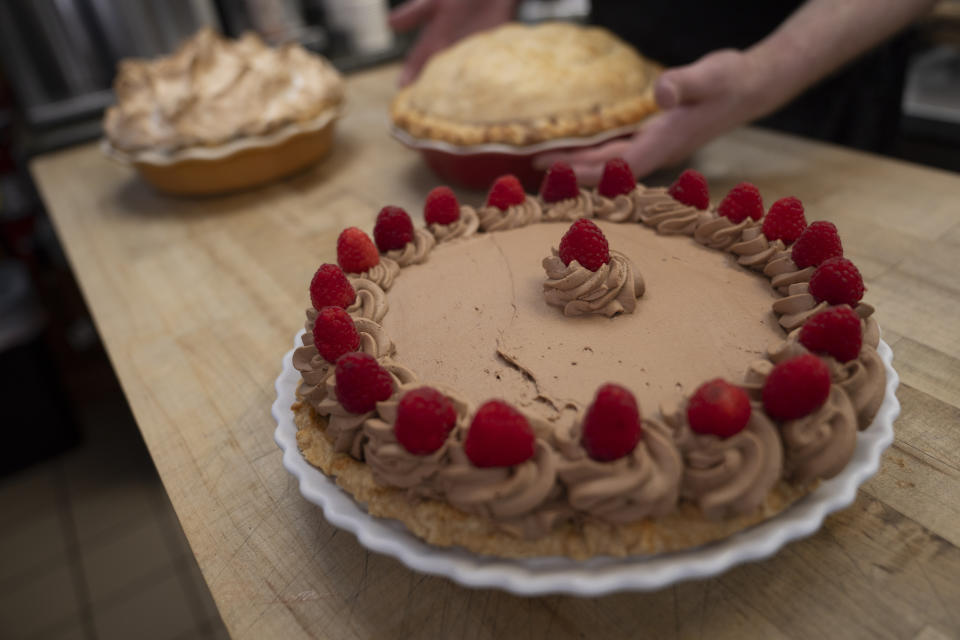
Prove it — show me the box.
[30,64,960,640]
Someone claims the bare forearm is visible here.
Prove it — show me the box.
[746,0,937,118]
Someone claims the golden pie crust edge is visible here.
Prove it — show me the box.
[391,82,660,147]
[293,401,816,560]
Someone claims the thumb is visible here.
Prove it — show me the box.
[389,0,437,32]
[655,49,740,107]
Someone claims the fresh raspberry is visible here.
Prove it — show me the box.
[686,379,752,438]
[808,257,865,306]
[667,169,710,210]
[312,306,360,363]
[762,197,807,244]
[580,383,643,461]
[424,186,460,225]
[790,221,843,268]
[596,158,635,198]
[309,263,356,310]
[540,162,580,202]
[558,218,610,271]
[337,227,380,274]
[373,205,414,252]
[716,182,764,223]
[799,306,863,363]
[394,387,457,455]
[762,353,831,421]
[464,400,535,467]
[485,174,526,211]
[334,352,394,414]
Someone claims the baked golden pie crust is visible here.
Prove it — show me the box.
[294,403,815,559]
[391,22,661,146]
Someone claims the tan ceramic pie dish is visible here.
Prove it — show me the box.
[101,108,340,196]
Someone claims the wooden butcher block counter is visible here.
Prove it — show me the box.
[30,64,960,639]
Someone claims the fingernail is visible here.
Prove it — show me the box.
[655,78,678,109]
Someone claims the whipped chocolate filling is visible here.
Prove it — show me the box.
[295,181,887,540]
[780,386,858,482]
[429,206,480,243]
[477,198,543,231]
[350,257,399,291]
[363,383,472,497]
[662,401,783,519]
[694,214,760,252]
[539,190,595,222]
[764,251,815,295]
[554,418,681,523]
[542,248,644,317]
[381,221,784,420]
[346,278,388,323]
[314,363,417,458]
[591,189,640,222]
[385,228,436,267]
[633,187,707,235]
[730,227,787,271]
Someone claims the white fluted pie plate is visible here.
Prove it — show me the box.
[273,329,899,596]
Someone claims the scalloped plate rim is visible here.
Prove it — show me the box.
[273,330,898,596]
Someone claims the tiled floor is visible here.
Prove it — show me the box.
[0,392,230,640]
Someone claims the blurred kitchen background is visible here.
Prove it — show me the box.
[0,0,957,638]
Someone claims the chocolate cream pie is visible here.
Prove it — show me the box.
[290,164,886,559]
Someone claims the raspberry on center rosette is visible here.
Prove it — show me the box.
[543,218,646,317]
[557,218,610,271]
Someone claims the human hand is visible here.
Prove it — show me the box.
[534,49,771,184]
[389,0,517,86]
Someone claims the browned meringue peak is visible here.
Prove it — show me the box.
[764,250,815,295]
[781,386,857,483]
[694,213,760,251]
[363,383,473,496]
[660,399,782,519]
[314,362,417,459]
[437,431,569,539]
[539,189,595,222]
[104,29,343,153]
[348,257,399,291]
[729,227,787,271]
[553,416,681,523]
[429,206,480,243]
[477,198,543,232]
[542,248,644,317]
[380,220,784,423]
[385,228,436,267]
